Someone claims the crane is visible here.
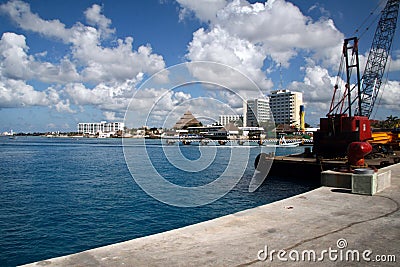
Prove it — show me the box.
[358,0,399,117]
[314,0,400,158]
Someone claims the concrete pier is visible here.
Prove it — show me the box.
[23,163,400,266]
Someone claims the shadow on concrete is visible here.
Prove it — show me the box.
[330,188,352,194]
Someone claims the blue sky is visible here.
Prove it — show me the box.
[0,0,399,132]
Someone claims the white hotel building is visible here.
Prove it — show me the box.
[77,121,125,135]
[268,89,303,126]
[242,90,303,128]
[218,114,243,126]
[243,98,271,127]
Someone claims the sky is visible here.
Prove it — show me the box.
[0,0,399,132]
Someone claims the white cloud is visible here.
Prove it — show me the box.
[0,0,167,118]
[388,51,400,72]
[187,26,273,91]
[124,87,195,127]
[78,40,165,84]
[0,1,167,84]
[0,0,166,83]
[46,123,57,129]
[84,4,115,38]
[287,64,339,124]
[301,65,336,102]
[0,78,64,108]
[103,111,118,121]
[0,32,81,83]
[0,32,31,80]
[181,0,344,69]
[65,83,114,106]
[54,99,75,113]
[0,0,71,42]
[177,0,227,22]
[378,80,400,111]
[219,0,343,67]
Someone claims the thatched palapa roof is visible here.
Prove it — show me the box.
[173,111,201,129]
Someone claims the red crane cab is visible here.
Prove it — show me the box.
[313,114,372,158]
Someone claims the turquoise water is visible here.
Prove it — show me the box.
[0,137,315,266]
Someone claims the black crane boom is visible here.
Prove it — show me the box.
[357,0,400,117]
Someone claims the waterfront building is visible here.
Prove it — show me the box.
[268,89,303,127]
[77,121,124,135]
[218,115,243,126]
[187,124,227,140]
[1,130,13,136]
[243,98,271,127]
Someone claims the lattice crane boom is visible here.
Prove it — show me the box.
[357,0,400,117]
[328,0,399,117]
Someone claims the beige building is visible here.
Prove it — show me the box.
[268,89,303,126]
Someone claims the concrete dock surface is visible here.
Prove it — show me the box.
[24,164,400,266]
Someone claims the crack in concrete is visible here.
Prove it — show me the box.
[236,194,400,267]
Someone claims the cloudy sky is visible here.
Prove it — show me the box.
[0,0,399,132]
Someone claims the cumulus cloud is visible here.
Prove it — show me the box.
[182,0,344,68]
[78,40,165,84]
[0,32,80,83]
[54,99,75,113]
[0,0,71,42]
[0,78,71,110]
[124,87,195,127]
[84,4,115,38]
[287,65,337,118]
[0,1,166,84]
[378,80,400,111]
[388,51,400,72]
[103,111,118,121]
[177,0,227,22]
[0,0,166,119]
[187,26,272,91]
[0,32,31,80]
[64,79,138,112]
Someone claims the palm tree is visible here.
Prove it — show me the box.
[384,115,399,128]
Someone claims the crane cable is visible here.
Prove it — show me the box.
[349,0,388,114]
[332,0,388,114]
[353,0,386,40]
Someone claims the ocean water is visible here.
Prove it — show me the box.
[0,137,315,266]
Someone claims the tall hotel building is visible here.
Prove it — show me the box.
[77,121,125,135]
[268,89,303,126]
[243,98,271,127]
[218,115,243,126]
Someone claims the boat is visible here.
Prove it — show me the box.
[264,135,301,147]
